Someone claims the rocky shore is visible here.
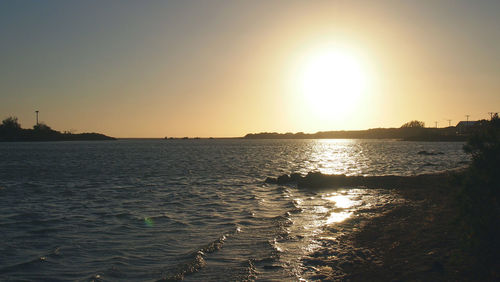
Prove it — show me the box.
[265,169,462,190]
[266,170,494,280]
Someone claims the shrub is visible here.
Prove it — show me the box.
[459,114,500,277]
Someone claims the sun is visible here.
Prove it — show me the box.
[300,49,369,116]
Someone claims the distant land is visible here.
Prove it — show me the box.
[243,120,476,141]
[0,117,115,142]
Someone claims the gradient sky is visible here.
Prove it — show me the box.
[1,0,499,137]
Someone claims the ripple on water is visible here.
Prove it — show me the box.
[0,139,467,281]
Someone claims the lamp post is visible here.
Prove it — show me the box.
[35,110,39,126]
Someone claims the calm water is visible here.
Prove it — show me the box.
[0,139,468,281]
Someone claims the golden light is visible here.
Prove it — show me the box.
[324,194,356,209]
[300,48,369,116]
[326,211,353,224]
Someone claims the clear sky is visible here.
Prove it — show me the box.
[1,0,499,137]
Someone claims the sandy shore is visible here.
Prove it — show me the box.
[268,170,492,280]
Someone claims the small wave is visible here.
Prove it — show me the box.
[275,228,292,242]
[0,257,47,274]
[138,214,189,228]
[250,241,284,272]
[143,213,174,221]
[114,212,133,219]
[271,214,293,228]
[199,235,226,254]
[28,227,60,235]
[238,259,258,281]
[284,200,299,210]
[0,247,61,274]
[289,207,303,214]
[159,232,231,281]
[237,220,255,226]
[7,211,43,221]
[270,235,289,253]
[158,251,206,281]
[197,202,224,209]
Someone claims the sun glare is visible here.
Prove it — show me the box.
[300,48,369,116]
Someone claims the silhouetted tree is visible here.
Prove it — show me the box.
[400,120,425,128]
[33,122,53,131]
[0,116,24,141]
[1,116,21,129]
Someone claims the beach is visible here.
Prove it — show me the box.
[276,170,493,281]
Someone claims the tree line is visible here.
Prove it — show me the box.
[0,116,115,141]
[244,120,464,141]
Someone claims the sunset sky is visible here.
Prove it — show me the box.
[1,1,499,138]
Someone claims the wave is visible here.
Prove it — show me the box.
[158,226,241,281]
[158,250,206,281]
[0,247,61,275]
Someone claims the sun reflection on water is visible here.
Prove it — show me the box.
[276,140,417,279]
[324,194,356,209]
[326,211,353,224]
[303,139,367,176]
[323,193,358,224]
[266,138,462,279]
[277,186,404,280]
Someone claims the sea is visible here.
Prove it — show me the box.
[0,139,469,281]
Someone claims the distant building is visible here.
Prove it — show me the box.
[456,121,477,134]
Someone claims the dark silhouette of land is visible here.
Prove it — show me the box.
[0,116,115,141]
[244,120,471,141]
[265,115,500,280]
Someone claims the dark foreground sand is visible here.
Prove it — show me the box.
[268,170,495,281]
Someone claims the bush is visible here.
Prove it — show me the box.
[459,114,500,277]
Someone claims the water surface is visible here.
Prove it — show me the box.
[0,139,468,281]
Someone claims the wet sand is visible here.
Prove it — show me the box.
[268,170,489,280]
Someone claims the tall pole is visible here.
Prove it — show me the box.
[35,110,39,125]
[466,115,470,123]
[435,121,438,128]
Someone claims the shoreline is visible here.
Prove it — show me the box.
[265,168,466,189]
[244,127,468,142]
[266,169,490,280]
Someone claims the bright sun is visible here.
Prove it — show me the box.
[301,49,368,116]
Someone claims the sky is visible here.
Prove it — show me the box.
[1,0,499,138]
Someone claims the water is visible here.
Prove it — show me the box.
[0,139,468,281]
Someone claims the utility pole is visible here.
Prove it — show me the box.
[435,121,438,128]
[466,115,470,123]
[35,110,39,126]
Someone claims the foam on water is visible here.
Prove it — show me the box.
[0,139,468,280]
